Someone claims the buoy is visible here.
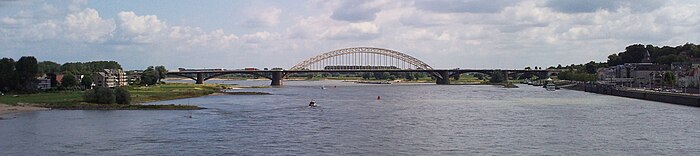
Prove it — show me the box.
[377,96,381,100]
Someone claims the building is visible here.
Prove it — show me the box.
[126,70,142,84]
[597,50,678,87]
[36,76,51,90]
[93,69,128,88]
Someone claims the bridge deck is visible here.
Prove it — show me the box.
[168,69,549,74]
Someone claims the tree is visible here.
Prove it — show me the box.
[453,74,461,80]
[584,61,597,74]
[61,61,122,75]
[15,56,38,92]
[556,64,562,69]
[663,72,676,87]
[114,87,131,104]
[81,75,93,89]
[404,73,414,81]
[0,58,15,92]
[38,61,61,75]
[373,72,388,80]
[140,66,159,85]
[489,72,504,83]
[413,73,426,79]
[362,73,371,80]
[61,73,79,88]
[474,73,485,80]
[155,66,167,82]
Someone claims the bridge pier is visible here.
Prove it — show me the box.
[196,73,204,84]
[436,71,450,85]
[270,71,283,86]
[503,71,509,83]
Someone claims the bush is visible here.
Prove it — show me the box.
[114,87,131,104]
[82,88,97,103]
[83,86,116,104]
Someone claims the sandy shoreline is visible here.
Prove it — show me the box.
[0,104,50,118]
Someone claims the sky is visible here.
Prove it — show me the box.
[1,0,699,70]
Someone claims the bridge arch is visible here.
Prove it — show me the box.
[290,47,434,71]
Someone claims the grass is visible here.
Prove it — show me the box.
[129,83,226,103]
[0,91,83,105]
[0,83,227,110]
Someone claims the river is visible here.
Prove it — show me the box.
[1,80,699,155]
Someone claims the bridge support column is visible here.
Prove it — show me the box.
[270,71,283,86]
[503,71,510,83]
[436,71,450,85]
[196,73,204,84]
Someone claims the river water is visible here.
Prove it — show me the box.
[1,80,700,155]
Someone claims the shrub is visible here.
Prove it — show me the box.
[83,86,116,104]
[82,88,97,103]
[114,87,131,104]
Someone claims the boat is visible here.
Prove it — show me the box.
[545,83,556,91]
[544,78,556,91]
[309,100,317,107]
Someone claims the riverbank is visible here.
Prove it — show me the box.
[565,83,700,107]
[0,104,50,118]
[0,83,232,115]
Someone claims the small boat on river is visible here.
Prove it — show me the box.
[544,78,556,91]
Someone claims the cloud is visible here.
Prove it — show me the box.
[544,0,665,14]
[68,0,87,12]
[242,7,282,27]
[117,11,167,44]
[322,22,380,40]
[415,0,519,13]
[0,0,24,7]
[64,8,115,43]
[330,0,381,22]
[242,31,280,43]
[400,29,452,41]
[398,8,454,27]
[0,17,17,25]
[2,0,700,70]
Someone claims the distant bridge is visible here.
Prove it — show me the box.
[168,47,553,86]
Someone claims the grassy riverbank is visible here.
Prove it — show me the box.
[0,83,227,110]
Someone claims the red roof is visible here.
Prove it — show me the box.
[55,74,64,84]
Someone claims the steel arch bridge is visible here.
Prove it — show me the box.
[166,47,555,86]
[290,47,434,71]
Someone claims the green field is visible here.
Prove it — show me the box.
[0,83,226,109]
[0,91,83,106]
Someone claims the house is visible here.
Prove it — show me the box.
[36,76,51,90]
[126,70,143,84]
[93,69,128,88]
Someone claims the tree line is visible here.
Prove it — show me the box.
[541,43,700,82]
[0,56,39,93]
[38,61,122,76]
[607,43,700,66]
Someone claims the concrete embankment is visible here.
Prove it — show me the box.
[566,83,700,107]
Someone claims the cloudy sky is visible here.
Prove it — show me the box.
[1,0,699,70]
